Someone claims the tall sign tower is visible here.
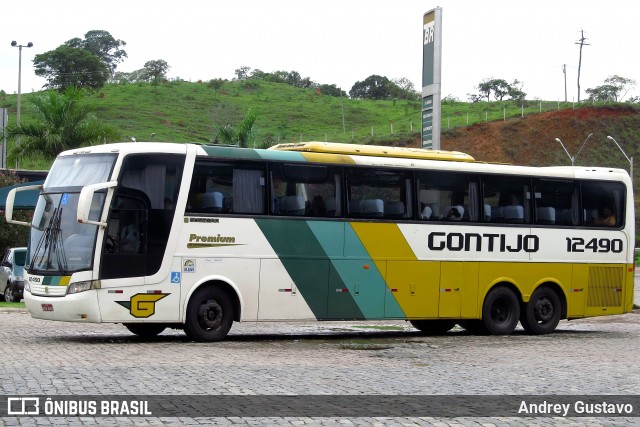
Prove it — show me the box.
[422,7,442,149]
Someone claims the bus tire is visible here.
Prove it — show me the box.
[482,286,520,335]
[520,286,561,335]
[410,319,456,335]
[124,323,166,338]
[184,286,234,342]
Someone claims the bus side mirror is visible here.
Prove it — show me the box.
[78,181,118,226]
[5,184,43,226]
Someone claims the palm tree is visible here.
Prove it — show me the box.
[215,110,257,148]
[5,86,121,161]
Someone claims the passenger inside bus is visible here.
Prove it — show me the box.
[445,206,463,221]
[595,206,616,226]
[307,195,327,217]
[117,211,141,253]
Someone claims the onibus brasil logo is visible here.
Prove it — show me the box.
[116,293,170,318]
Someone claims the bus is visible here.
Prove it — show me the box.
[5,141,635,341]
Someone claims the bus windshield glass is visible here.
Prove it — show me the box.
[44,154,116,191]
[28,154,116,275]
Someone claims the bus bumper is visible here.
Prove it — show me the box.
[24,290,102,322]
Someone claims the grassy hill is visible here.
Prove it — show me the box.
[1,80,639,238]
[2,79,601,157]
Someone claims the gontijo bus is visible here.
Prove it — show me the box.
[5,141,635,341]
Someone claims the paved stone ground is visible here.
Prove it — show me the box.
[0,270,637,425]
[0,306,639,426]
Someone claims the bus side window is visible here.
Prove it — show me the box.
[533,179,577,226]
[188,161,265,215]
[417,171,478,222]
[346,168,412,220]
[482,175,531,224]
[270,164,341,218]
[581,180,625,228]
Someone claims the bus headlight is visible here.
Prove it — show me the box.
[67,280,101,295]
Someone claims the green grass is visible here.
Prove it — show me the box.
[0,79,591,163]
[0,301,26,308]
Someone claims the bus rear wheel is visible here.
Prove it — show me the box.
[124,323,166,338]
[184,286,234,342]
[482,286,520,335]
[410,320,456,335]
[520,286,561,335]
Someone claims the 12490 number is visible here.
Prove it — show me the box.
[566,237,623,253]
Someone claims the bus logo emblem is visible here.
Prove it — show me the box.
[116,293,170,318]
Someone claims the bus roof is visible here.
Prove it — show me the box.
[269,142,475,163]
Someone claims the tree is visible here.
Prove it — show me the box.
[234,66,251,80]
[586,75,637,102]
[207,78,226,94]
[477,78,509,101]
[392,77,420,99]
[33,46,110,90]
[318,84,346,97]
[0,172,31,253]
[4,86,121,160]
[507,79,527,102]
[215,111,257,148]
[143,60,170,86]
[350,75,396,100]
[65,30,127,74]
[475,78,526,102]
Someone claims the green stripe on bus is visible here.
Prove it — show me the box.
[257,150,307,162]
[201,145,307,163]
[255,218,364,320]
[201,146,263,159]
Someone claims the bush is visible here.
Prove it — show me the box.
[0,171,32,254]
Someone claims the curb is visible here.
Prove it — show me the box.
[0,307,28,313]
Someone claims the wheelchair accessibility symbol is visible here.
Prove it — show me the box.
[171,272,181,283]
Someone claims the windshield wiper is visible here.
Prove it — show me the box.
[30,205,68,272]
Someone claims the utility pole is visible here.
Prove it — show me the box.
[563,64,567,102]
[575,30,589,102]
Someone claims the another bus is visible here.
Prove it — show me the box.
[6,141,635,341]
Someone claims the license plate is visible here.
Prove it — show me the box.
[41,304,54,311]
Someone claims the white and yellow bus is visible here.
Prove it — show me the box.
[6,141,635,341]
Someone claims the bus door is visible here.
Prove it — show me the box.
[97,153,185,322]
[102,190,148,280]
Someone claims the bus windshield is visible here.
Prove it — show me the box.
[28,154,116,275]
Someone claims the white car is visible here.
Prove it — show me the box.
[0,247,27,303]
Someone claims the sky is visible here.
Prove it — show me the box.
[1,0,639,102]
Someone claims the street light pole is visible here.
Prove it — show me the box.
[11,40,33,169]
[554,137,574,166]
[11,41,33,129]
[607,135,633,180]
[554,133,593,166]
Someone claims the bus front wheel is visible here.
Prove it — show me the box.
[184,286,234,342]
[124,323,166,338]
[482,286,520,335]
[410,319,456,335]
[520,286,561,335]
